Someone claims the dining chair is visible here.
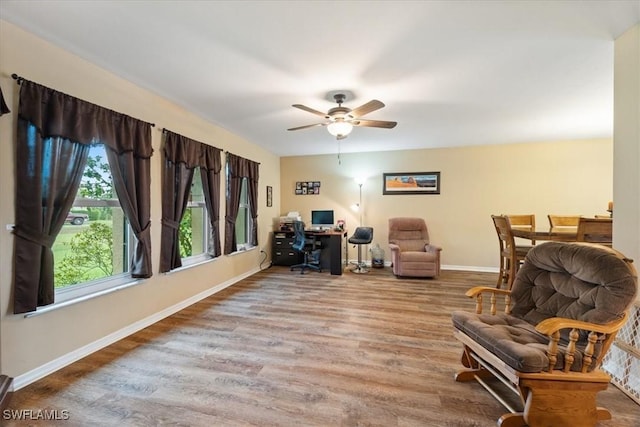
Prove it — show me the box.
[576,217,613,246]
[507,214,536,245]
[492,215,532,290]
[547,214,581,232]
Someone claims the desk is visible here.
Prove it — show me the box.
[511,229,578,242]
[308,229,347,275]
[272,229,347,275]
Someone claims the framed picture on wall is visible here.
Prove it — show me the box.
[383,172,440,195]
[294,180,321,195]
[266,185,272,207]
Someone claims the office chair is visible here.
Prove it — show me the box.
[348,227,374,274]
[290,221,321,274]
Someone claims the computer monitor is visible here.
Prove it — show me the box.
[311,210,334,229]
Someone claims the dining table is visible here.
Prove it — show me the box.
[511,228,579,242]
[512,217,613,245]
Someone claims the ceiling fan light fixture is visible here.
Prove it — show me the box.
[327,121,353,138]
[289,93,395,139]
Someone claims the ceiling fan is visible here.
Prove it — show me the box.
[287,93,397,140]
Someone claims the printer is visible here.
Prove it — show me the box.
[278,211,301,231]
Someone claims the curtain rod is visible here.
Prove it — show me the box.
[11,73,155,127]
[11,73,25,84]
[226,151,261,165]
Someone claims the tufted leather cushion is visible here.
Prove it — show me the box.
[453,311,551,372]
[452,242,637,373]
[452,311,599,373]
[510,242,637,326]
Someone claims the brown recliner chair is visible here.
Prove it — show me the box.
[388,217,442,278]
[452,242,638,427]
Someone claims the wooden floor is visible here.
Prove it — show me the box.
[6,266,640,426]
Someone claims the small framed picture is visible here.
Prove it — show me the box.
[266,185,272,207]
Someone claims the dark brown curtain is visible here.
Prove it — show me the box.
[224,153,259,254]
[247,163,259,246]
[0,85,10,115]
[200,144,222,257]
[13,124,89,313]
[160,131,223,272]
[105,143,153,278]
[224,154,242,254]
[13,80,152,313]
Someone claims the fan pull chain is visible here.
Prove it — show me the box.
[337,139,341,165]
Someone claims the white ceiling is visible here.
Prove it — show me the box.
[1,1,639,157]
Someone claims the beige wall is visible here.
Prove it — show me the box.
[613,24,640,268]
[0,21,281,380]
[280,140,613,269]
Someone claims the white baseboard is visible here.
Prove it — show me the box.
[442,264,499,273]
[345,259,498,273]
[12,267,260,391]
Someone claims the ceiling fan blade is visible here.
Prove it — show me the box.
[348,100,385,118]
[287,123,326,131]
[352,119,397,129]
[292,104,327,117]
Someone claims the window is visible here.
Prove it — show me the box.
[52,144,135,302]
[160,131,222,272]
[235,177,252,250]
[13,79,152,314]
[178,167,209,261]
[224,153,258,255]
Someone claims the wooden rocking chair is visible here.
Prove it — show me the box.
[452,242,638,427]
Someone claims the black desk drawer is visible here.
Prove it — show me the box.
[273,250,301,266]
[274,238,295,247]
